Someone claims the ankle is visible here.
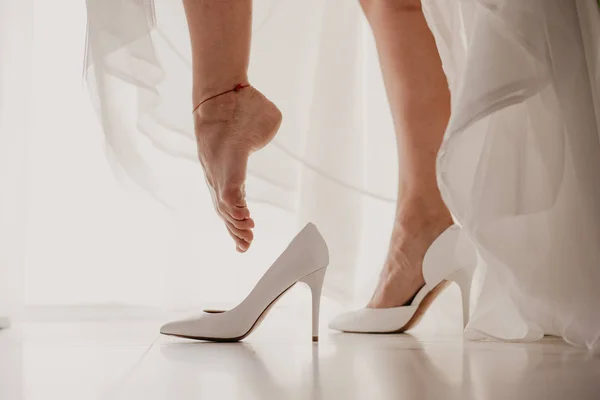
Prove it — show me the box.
[193,77,250,107]
[392,199,453,251]
[398,190,451,219]
[192,86,282,151]
[193,85,260,133]
[194,91,240,123]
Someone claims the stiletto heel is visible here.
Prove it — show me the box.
[446,268,472,328]
[161,223,329,342]
[329,225,476,334]
[300,267,327,342]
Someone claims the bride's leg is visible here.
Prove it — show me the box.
[183,0,282,253]
[360,0,453,308]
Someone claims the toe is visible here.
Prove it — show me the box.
[225,226,248,251]
[222,212,254,230]
[235,236,250,252]
[220,187,251,220]
[227,222,254,243]
[229,205,251,221]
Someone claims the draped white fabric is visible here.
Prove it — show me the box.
[1,0,599,351]
[426,0,600,350]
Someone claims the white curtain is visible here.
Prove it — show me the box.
[1,0,599,351]
[0,0,405,319]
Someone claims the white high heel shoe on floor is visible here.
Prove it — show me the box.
[160,223,329,342]
[328,225,475,334]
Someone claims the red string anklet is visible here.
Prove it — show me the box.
[192,83,250,114]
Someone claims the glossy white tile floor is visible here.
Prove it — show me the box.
[1,307,599,400]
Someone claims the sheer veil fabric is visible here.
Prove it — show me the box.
[424,0,600,350]
[84,0,600,350]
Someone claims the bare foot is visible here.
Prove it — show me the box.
[367,198,453,308]
[194,86,282,253]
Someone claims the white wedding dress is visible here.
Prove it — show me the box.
[84,0,600,350]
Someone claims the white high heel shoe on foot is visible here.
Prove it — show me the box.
[160,223,329,342]
[328,225,475,334]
